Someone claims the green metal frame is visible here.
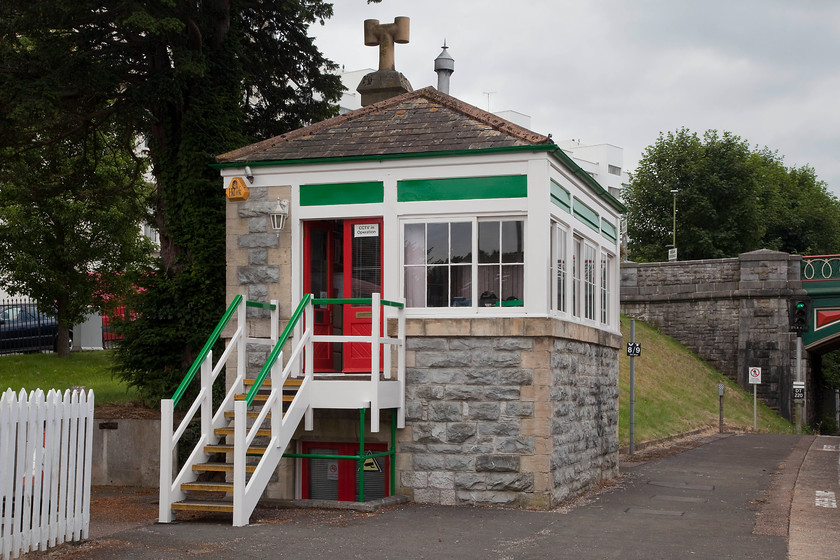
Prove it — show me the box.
[282,408,398,502]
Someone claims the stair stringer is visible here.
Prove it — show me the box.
[232,378,311,526]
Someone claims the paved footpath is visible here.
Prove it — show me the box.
[789,435,840,559]
[30,433,839,560]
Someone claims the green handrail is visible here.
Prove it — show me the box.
[245,293,312,406]
[246,300,277,311]
[312,297,404,308]
[171,294,243,406]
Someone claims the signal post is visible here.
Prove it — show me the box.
[789,297,811,434]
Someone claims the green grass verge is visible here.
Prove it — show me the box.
[619,315,793,446]
[0,350,139,405]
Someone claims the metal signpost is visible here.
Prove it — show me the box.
[793,380,805,435]
[748,367,761,431]
[627,320,641,455]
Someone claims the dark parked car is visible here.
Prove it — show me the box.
[0,302,72,354]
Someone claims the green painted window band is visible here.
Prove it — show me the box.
[573,197,600,233]
[397,175,527,202]
[300,181,384,206]
[550,180,571,213]
[601,219,618,243]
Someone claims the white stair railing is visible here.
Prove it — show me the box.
[158,295,278,523]
[232,297,314,526]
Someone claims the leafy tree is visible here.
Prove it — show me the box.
[1,1,377,401]
[625,128,840,261]
[0,126,153,356]
[753,149,840,255]
[820,350,840,391]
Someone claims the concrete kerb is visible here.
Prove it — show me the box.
[259,494,410,513]
[618,427,710,456]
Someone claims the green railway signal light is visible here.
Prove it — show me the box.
[789,298,811,334]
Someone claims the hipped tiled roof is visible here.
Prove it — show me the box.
[216,86,551,164]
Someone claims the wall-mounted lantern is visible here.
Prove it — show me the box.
[270,198,289,232]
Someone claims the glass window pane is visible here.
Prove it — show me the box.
[427,223,449,265]
[404,223,425,265]
[502,221,524,263]
[477,265,500,306]
[352,234,380,298]
[584,244,596,320]
[427,266,448,307]
[450,265,472,307]
[501,264,524,306]
[556,227,566,313]
[478,221,500,263]
[309,228,328,297]
[450,222,472,263]
[405,266,425,307]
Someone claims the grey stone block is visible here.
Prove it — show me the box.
[238,233,278,249]
[446,422,477,443]
[486,473,534,492]
[475,455,520,472]
[429,401,463,422]
[468,402,501,420]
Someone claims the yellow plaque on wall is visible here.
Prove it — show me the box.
[226,177,250,201]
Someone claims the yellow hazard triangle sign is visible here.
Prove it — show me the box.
[363,455,381,472]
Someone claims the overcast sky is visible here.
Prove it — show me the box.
[311,0,840,195]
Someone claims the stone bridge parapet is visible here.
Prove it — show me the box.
[621,249,807,421]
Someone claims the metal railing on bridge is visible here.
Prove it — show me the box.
[802,254,840,282]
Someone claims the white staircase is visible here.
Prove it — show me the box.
[158,293,404,526]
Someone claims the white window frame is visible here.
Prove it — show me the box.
[401,215,526,312]
[551,221,569,315]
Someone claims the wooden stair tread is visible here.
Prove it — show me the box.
[193,462,255,473]
[233,393,294,402]
[244,378,303,387]
[172,500,233,513]
[214,427,271,437]
[182,481,232,492]
[204,443,267,455]
[224,410,270,419]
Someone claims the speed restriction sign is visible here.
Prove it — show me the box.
[748,367,762,385]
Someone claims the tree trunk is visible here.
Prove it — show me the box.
[56,323,72,358]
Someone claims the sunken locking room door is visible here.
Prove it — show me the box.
[303,218,383,373]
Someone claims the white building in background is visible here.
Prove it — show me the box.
[555,140,629,196]
[337,68,375,114]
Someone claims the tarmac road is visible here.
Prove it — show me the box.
[26,432,840,560]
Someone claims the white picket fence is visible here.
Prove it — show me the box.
[0,388,94,560]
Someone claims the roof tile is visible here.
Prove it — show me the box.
[216,86,550,163]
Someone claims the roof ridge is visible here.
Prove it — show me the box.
[216,86,550,163]
[415,87,550,145]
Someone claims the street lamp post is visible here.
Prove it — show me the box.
[670,189,678,249]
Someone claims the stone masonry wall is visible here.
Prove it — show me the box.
[398,317,620,509]
[621,249,805,420]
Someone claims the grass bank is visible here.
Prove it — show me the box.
[619,315,793,446]
[0,350,139,405]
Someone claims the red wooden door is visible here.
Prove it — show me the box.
[342,219,384,373]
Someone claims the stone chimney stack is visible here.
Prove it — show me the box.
[357,17,414,106]
[434,42,454,95]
